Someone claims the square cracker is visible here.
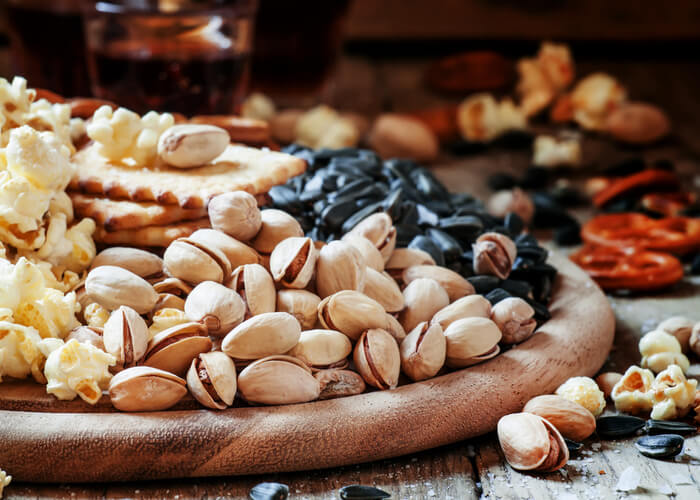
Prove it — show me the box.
[69,143,306,208]
[94,219,211,248]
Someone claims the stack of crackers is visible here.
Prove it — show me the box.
[69,118,306,248]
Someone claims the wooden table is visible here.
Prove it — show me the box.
[3,52,700,499]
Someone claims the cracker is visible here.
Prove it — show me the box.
[70,143,306,208]
[190,116,270,144]
[94,219,210,248]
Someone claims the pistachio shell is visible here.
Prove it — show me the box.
[444,317,502,368]
[400,321,446,381]
[186,351,237,410]
[385,248,436,280]
[143,322,212,376]
[472,232,517,280]
[432,295,492,330]
[184,281,245,336]
[221,312,301,360]
[490,297,537,344]
[230,263,276,317]
[287,329,352,367]
[208,191,262,242]
[317,291,387,341]
[341,234,385,271]
[346,213,397,262]
[383,313,407,342]
[251,209,304,254]
[353,328,400,390]
[523,395,596,442]
[362,268,405,313]
[163,237,231,285]
[152,277,192,297]
[85,266,158,314]
[189,228,260,270]
[237,355,320,405]
[91,247,164,279]
[399,278,449,332]
[315,240,367,298]
[276,289,321,330]
[109,366,187,412]
[402,265,475,302]
[497,413,552,471]
[65,326,104,351]
[269,236,318,288]
[152,293,186,315]
[315,369,366,400]
[103,306,149,368]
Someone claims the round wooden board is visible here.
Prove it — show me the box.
[0,253,614,483]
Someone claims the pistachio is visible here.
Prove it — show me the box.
[317,290,387,342]
[85,265,158,314]
[385,248,435,280]
[143,322,212,376]
[237,355,320,405]
[690,323,700,357]
[152,293,186,314]
[490,297,537,344]
[152,277,192,297]
[276,289,321,330]
[269,236,319,288]
[657,316,694,353]
[432,295,492,330]
[362,268,404,313]
[189,228,260,270]
[444,317,502,368]
[109,366,187,412]
[65,325,104,351]
[315,240,366,298]
[523,395,597,441]
[353,328,401,390]
[402,265,475,301]
[315,369,366,400]
[399,278,449,332]
[497,413,569,472]
[91,247,164,279]
[208,191,262,241]
[103,306,149,369]
[251,209,304,254]
[595,372,622,399]
[221,312,301,360]
[383,313,407,343]
[185,281,245,336]
[230,263,276,317]
[368,113,439,163]
[487,188,535,224]
[400,321,446,382]
[472,232,517,279]
[157,123,229,167]
[289,329,350,367]
[163,237,231,285]
[345,212,396,262]
[186,351,237,410]
[341,234,385,272]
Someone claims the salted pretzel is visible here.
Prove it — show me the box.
[593,169,679,207]
[570,244,684,291]
[641,192,696,217]
[582,213,700,255]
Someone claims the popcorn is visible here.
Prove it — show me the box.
[555,376,606,416]
[0,77,35,140]
[650,364,697,420]
[532,134,582,168]
[87,106,175,165]
[296,105,360,150]
[0,468,10,496]
[148,307,188,340]
[570,73,627,130]
[612,365,655,414]
[39,338,115,404]
[241,92,276,121]
[0,320,44,382]
[24,98,73,151]
[516,42,574,117]
[84,302,110,329]
[639,330,690,374]
[456,94,527,142]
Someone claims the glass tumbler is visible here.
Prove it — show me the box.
[83,0,258,115]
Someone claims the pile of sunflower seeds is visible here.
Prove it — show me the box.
[266,146,556,322]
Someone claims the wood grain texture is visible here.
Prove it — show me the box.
[0,254,614,483]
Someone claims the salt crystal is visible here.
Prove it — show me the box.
[670,473,692,485]
[658,483,674,495]
[591,443,601,451]
[559,493,578,500]
[616,466,641,492]
[427,489,436,497]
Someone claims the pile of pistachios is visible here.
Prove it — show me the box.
[79,191,543,411]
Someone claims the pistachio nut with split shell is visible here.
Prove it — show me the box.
[66,325,104,351]
[491,297,537,344]
[400,321,446,382]
[186,351,237,410]
[497,413,569,472]
[230,263,276,317]
[189,228,260,270]
[152,293,186,314]
[157,123,229,168]
[269,236,319,288]
[444,317,502,368]
[523,395,596,442]
[91,247,164,280]
[383,313,407,342]
[472,232,517,280]
[432,295,492,330]
[317,290,387,341]
[385,248,435,280]
[143,322,212,376]
[251,209,304,254]
[208,191,262,242]
[399,278,449,332]
[85,266,158,314]
[287,329,352,369]
[108,366,187,412]
[103,306,149,369]
[346,212,396,262]
[164,237,231,285]
[315,240,366,298]
[362,268,405,313]
[237,355,320,405]
[185,281,245,336]
[276,289,321,330]
[353,328,401,390]
[315,369,366,400]
[402,265,475,302]
[341,234,384,272]
[152,277,192,297]
[221,312,301,360]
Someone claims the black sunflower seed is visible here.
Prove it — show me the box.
[554,224,582,246]
[395,224,423,247]
[596,415,646,438]
[498,279,533,299]
[516,245,548,264]
[339,485,391,500]
[249,482,289,500]
[485,288,511,304]
[690,254,700,275]
[519,166,550,189]
[644,420,697,435]
[320,200,357,229]
[426,228,463,261]
[340,202,384,234]
[635,434,684,459]
[438,215,483,242]
[564,438,584,454]
[504,212,524,236]
[467,275,500,294]
[408,235,445,266]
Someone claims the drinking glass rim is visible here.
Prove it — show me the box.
[92,1,257,16]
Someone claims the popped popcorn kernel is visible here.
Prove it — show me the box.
[570,73,627,130]
[149,308,188,340]
[555,376,606,416]
[650,364,697,420]
[84,302,110,329]
[611,365,655,414]
[457,94,527,142]
[533,134,582,168]
[0,468,11,496]
[639,329,690,374]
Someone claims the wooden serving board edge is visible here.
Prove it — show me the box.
[0,253,614,482]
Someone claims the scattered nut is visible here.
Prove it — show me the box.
[157,124,229,168]
[472,232,517,279]
[186,351,237,410]
[523,394,596,441]
[368,113,439,163]
[85,266,158,314]
[657,316,694,353]
[353,328,401,390]
[208,191,262,242]
[497,412,568,472]
[490,297,537,344]
[605,102,670,144]
[315,369,366,400]
[595,372,622,399]
[109,366,187,412]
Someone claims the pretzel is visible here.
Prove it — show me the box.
[641,192,696,217]
[570,245,683,291]
[581,213,700,255]
[593,169,679,207]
